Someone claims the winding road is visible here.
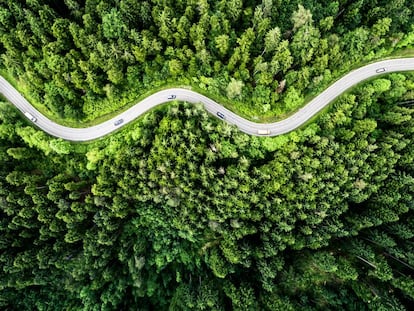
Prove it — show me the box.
[1,58,414,141]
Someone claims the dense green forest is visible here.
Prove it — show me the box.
[0,0,413,122]
[1,0,414,310]
[1,72,414,309]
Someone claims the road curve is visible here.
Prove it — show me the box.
[1,58,414,141]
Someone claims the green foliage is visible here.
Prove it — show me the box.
[1,1,414,310]
[1,72,414,309]
[1,0,413,121]
[226,79,244,100]
[102,8,125,39]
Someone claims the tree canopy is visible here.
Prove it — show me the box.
[0,0,414,310]
[0,71,414,309]
[0,0,413,121]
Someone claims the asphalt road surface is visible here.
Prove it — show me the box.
[1,58,414,141]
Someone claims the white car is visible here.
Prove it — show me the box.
[257,129,271,135]
[376,68,386,73]
[24,112,37,122]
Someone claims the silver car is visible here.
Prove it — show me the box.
[114,119,124,126]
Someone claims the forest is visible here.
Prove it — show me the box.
[1,70,414,310]
[0,0,414,310]
[0,0,413,122]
